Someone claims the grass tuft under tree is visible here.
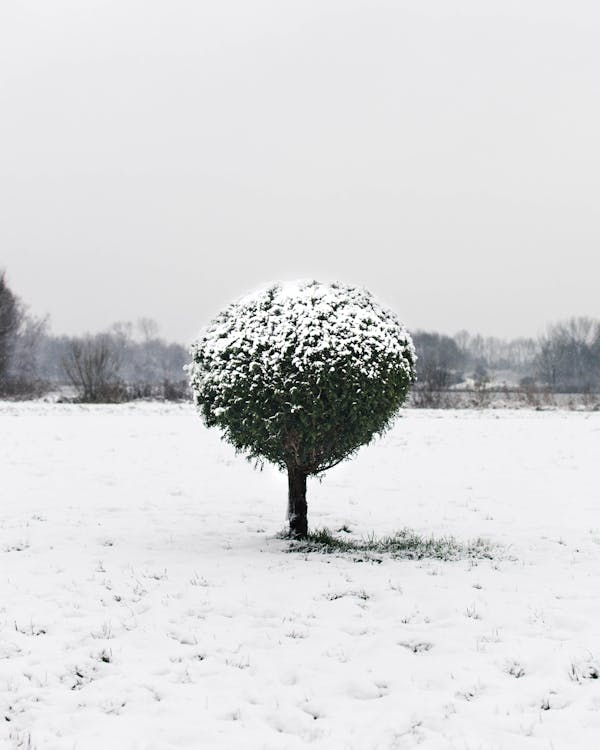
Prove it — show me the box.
[285,527,497,561]
[187,281,416,538]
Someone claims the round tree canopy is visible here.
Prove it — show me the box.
[188,281,416,474]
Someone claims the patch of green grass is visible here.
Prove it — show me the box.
[286,527,496,561]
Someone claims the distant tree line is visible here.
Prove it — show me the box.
[412,319,600,400]
[1,270,599,402]
[412,331,539,391]
[0,271,188,401]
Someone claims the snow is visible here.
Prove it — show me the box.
[2,402,600,749]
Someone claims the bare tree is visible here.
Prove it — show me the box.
[137,317,159,342]
[9,313,48,380]
[411,331,466,407]
[63,334,124,402]
[536,317,600,392]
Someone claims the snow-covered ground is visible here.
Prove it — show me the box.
[2,403,599,749]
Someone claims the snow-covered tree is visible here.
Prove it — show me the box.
[188,281,416,537]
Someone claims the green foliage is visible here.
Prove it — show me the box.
[188,281,416,473]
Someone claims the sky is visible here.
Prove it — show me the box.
[1,0,599,343]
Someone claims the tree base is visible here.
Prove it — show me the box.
[287,466,308,538]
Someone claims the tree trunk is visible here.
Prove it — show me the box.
[287,465,308,538]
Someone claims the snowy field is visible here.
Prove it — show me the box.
[1,403,600,750]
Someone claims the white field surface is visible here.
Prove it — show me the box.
[1,403,600,750]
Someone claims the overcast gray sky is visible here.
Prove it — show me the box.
[1,0,599,343]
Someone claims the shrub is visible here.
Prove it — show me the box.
[0,376,49,400]
[187,280,416,537]
[62,334,126,403]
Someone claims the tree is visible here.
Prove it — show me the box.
[63,334,124,402]
[0,271,20,383]
[9,312,47,382]
[0,272,49,395]
[412,331,465,388]
[408,331,465,407]
[137,317,159,342]
[188,281,416,538]
[536,317,600,391]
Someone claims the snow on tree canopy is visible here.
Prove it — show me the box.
[187,280,416,474]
